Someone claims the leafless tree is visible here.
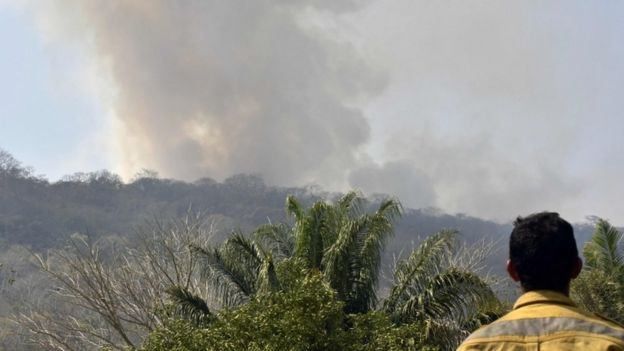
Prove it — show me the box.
[13,212,214,350]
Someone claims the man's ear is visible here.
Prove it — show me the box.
[571,256,583,279]
[507,259,520,282]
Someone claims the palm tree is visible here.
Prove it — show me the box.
[383,230,501,350]
[285,191,402,313]
[169,191,400,317]
[167,191,500,343]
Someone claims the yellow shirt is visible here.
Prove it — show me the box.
[457,290,624,351]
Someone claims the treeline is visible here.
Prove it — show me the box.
[0,149,526,272]
[0,149,524,251]
[0,150,305,249]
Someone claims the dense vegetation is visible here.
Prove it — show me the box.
[13,193,503,350]
[0,149,614,350]
[572,219,624,324]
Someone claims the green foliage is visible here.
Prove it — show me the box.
[142,272,346,351]
[572,219,624,323]
[141,272,438,351]
[384,230,503,350]
[346,312,438,351]
[158,194,498,351]
[165,286,213,326]
[572,269,624,324]
[208,273,347,351]
[137,319,211,351]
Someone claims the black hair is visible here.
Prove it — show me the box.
[509,212,578,292]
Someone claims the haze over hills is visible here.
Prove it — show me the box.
[0,149,597,272]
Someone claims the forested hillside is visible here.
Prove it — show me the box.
[0,150,600,350]
[0,150,596,266]
[0,150,516,257]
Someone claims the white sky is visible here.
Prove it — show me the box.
[0,2,111,178]
[1,1,624,224]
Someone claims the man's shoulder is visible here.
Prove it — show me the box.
[560,302,624,331]
[457,319,508,351]
[593,312,624,330]
[457,308,624,350]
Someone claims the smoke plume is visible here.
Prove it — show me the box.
[346,1,624,221]
[23,0,624,222]
[31,0,382,188]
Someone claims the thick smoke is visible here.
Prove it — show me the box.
[32,0,382,188]
[23,1,624,222]
[346,1,624,221]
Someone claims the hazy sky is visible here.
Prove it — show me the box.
[2,1,624,224]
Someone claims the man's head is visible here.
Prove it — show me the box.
[507,212,582,294]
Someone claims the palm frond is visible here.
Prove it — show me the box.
[285,195,304,221]
[190,244,250,307]
[254,223,295,260]
[222,233,264,270]
[256,253,281,293]
[384,230,456,315]
[191,230,285,308]
[336,191,365,218]
[165,285,211,326]
[374,198,403,222]
[322,216,369,309]
[294,201,329,268]
[418,280,503,351]
[412,268,496,323]
[350,198,403,313]
[584,219,624,276]
[359,199,402,273]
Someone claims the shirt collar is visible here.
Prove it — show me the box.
[513,290,576,310]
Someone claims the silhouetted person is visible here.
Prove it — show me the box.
[458,212,624,350]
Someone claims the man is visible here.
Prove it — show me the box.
[458,212,624,350]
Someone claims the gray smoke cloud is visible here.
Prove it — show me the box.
[32,0,383,188]
[23,0,624,222]
[345,1,624,221]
